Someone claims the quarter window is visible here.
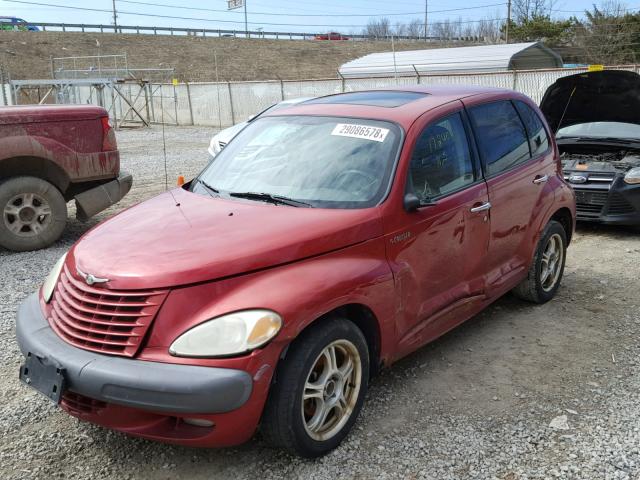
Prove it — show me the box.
[468,101,531,176]
[409,112,475,203]
[514,100,550,157]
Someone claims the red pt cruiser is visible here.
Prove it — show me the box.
[17,87,576,458]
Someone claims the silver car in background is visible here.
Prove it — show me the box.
[208,97,313,157]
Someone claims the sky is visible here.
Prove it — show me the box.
[0,0,625,34]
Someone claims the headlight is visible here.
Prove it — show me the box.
[624,167,640,184]
[169,310,282,358]
[42,252,67,303]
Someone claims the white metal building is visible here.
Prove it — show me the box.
[338,42,563,78]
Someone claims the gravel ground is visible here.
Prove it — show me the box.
[1,126,639,480]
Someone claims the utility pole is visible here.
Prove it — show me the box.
[424,0,428,40]
[505,0,511,43]
[244,0,248,37]
[112,0,118,32]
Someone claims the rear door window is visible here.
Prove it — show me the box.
[408,112,476,203]
[468,101,531,176]
[514,100,550,157]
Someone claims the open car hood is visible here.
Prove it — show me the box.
[540,70,640,133]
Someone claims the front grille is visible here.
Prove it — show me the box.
[48,265,168,357]
[607,193,636,215]
[61,391,107,416]
[575,190,608,218]
[564,173,615,186]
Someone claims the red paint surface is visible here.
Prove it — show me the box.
[0,105,119,182]
[45,87,576,447]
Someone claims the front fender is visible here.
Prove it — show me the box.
[141,237,397,368]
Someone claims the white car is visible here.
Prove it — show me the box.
[208,97,313,157]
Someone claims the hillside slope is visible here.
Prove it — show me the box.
[0,31,456,82]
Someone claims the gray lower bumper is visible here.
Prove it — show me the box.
[75,172,133,221]
[16,293,253,414]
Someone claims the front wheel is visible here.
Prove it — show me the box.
[512,220,567,303]
[261,317,369,458]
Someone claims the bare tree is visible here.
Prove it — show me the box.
[364,18,391,38]
[512,0,561,23]
[431,18,464,40]
[406,19,423,38]
[394,21,407,37]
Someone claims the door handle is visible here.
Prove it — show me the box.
[533,174,549,185]
[470,202,491,213]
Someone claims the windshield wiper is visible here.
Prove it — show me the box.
[229,191,312,207]
[195,178,220,196]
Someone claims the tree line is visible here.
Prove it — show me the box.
[361,1,640,64]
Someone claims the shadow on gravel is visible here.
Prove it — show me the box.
[576,222,639,239]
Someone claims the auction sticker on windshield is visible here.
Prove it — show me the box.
[332,124,389,142]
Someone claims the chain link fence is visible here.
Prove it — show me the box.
[11,64,640,126]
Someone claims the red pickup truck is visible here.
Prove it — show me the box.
[0,105,132,251]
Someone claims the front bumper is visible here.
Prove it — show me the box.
[16,293,253,414]
[570,178,640,225]
[74,171,133,222]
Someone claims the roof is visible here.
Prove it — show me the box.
[269,85,522,130]
[339,42,563,78]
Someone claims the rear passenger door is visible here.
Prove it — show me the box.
[465,99,555,294]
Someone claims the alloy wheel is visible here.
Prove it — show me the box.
[302,339,362,442]
[540,233,564,292]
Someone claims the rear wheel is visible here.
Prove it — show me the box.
[512,220,567,303]
[0,176,67,252]
[261,317,369,458]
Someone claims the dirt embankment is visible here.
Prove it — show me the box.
[0,31,459,82]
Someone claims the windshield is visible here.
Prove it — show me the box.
[557,122,640,140]
[192,115,402,208]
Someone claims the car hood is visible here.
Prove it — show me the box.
[217,122,248,144]
[540,70,640,133]
[70,188,383,290]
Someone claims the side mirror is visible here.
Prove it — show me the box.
[403,193,421,212]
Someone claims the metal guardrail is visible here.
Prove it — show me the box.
[4,22,486,42]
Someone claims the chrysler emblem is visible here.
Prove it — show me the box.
[568,175,588,184]
[76,268,109,286]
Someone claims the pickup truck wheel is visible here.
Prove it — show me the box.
[512,220,567,304]
[261,317,369,458]
[0,177,67,252]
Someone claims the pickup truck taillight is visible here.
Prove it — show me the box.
[101,116,117,152]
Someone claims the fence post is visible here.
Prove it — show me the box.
[413,64,421,85]
[280,79,285,101]
[512,70,518,91]
[227,82,236,124]
[185,81,195,126]
[173,83,179,125]
[0,66,7,106]
[337,71,345,92]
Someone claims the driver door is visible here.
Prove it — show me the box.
[385,108,491,358]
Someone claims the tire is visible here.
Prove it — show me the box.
[512,220,567,304]
[0,176,67,252]
[261,317,370,458]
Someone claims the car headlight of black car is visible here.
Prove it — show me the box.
[624,167,640,185]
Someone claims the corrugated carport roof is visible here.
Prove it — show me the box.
[339,42,563,78]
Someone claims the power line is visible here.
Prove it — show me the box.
[1,0,507,28]
[114,0,506,18]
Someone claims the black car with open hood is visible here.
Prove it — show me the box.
[540,70,640,225]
